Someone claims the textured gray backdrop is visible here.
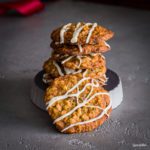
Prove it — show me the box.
[0,0,150,150]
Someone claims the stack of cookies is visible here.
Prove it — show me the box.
[43,22,114,133]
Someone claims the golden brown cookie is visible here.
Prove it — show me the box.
[51,53,106,70]
[51,22,114,45]
[43,57,106,81]
[42,73,53,84]
[42,69,107,86]
[43,58,63,78]
[51,40,110,55]
[44,74,112,133]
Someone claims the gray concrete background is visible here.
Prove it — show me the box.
[0,0,150,149]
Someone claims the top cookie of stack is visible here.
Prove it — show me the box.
[51,22,114,55]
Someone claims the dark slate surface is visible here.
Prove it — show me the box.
[0,0,150,150]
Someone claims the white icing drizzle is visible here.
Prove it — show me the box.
[74,22,81,31]
[86,23,97,43]
[103,74,109,82]
[83,69,88,77]
[60,23,72,44]
[59,22,98,45]
[99,77,106,83]
[90,53,105,60]
[71,23,92,43]
[78,44,83,52]
[98,78,106,85]
[85,105,103,110]
[76,56,82,68]
[61,55,86,69]
[55,42,59,45]
[42,73,52,83]
[76,55,87,68]
[64,67,82,75]
[104,41,110,48]
[64,67,75,74]
[72,70,82,74]
[53,61,64,76]
[69,22,81,43]
[97,74,108,85]
[61,56,74,64]
[61,98,111,132]
[89,53,96,56]
[101,54,105,60]
[89,53,105,62]
[76,86,80,104]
